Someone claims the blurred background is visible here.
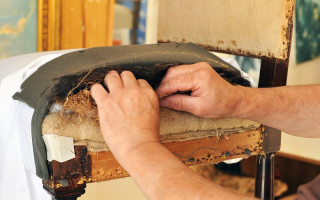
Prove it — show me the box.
[1,0,320,199]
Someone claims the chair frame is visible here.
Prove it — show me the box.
[41,1,295,199]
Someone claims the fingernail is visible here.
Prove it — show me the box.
[160,99,169,107]
[107,70,117,77]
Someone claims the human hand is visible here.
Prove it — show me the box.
[156,62,244,118]
[91,71,160,157]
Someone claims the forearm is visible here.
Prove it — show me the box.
[233,84,320,137]
[114,141,255,200]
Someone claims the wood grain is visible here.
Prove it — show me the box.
[84,0,108,47]
[60,0,84,49]
[89,129,263,182]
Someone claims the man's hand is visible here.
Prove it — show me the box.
[157,62,320,138]
[90,68,257,200]
[156,62,244,118]
[91,70,160,157]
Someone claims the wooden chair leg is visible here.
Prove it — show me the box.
[254,153,275,200]
[42,146,90,200]
[43,180,86,200]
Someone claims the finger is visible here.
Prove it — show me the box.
[161,62,213,84]
[161,64,196,84]
[120,71,138,87]
[159,94,200,115]
[104,70,123,92]
[90,84,108,106]
[137,79,153,89]
[156,73,196,97]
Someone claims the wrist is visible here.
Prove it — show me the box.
[112,141,167,179]
[109,137,161,163]
[226,85,251,118]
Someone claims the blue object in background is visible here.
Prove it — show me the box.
[136,0,147,44]
[120,1,133,9]
[120,0,147,44]
[235,56,261,85]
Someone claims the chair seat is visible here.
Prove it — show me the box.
[42,107,261,152]
[42,107,263,182]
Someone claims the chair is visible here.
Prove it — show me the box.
[156,0,295,199]
[40,0,295,199]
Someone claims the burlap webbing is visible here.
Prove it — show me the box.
[42,108,260,152]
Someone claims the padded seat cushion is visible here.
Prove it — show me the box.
[42,108,260,152]
[13,43,252,180]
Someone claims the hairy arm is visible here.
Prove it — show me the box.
[91,70,254,200]
[156,62,320,138]
[114,142,253,200]
[234,85,320,137]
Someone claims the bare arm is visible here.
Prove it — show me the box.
[156,62,320,138]
[91,70,254,200]
[235,85,320,138]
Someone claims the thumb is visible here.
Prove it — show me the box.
[159,94,200,115]
[90,84,108,106]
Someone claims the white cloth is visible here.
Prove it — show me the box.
[0,53,68,200]
[0,50,254,200]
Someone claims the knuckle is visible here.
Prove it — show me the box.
[166,79,177,92]
[195,62,211,70]
[172,97,183,111]
[167,67,175,74]
[197,70,211,80]
[198,62,210,66]
[138,79,148,85]
[166,66,179,76]
[150,93,159,105]
[166,80,173,90]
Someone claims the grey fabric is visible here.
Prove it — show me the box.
[12,43,250,180]
[297,175,320,200]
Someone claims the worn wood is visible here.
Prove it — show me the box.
[42,129,263,199]
[89,129,263,182]
[255,16,293,195]
[37,0,61,51]
[43,146,90,200]
[255,153,275,200]
[259,59,290,88]
[255,59,290,200]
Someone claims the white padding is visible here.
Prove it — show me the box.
[42,134,75,162]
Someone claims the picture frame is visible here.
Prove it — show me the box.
[37,0,115,52]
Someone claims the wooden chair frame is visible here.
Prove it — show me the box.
[41,1,296,200]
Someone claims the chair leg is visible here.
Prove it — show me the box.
[43,181,86,200]
[254,153,275,200]
[51,194,83,200]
